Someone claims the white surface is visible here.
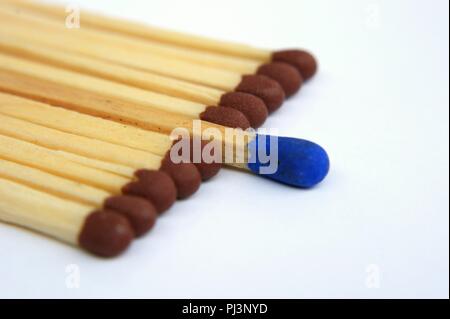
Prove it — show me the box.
[0,0,448,298]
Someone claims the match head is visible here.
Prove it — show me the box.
[192,139,222,181]
[160,156,202,199]
[247,135,330,188]
[79,210,135,258]
[104,195,157,237]
[122,170,177,213]
[194,160,222,181]
[272,50,318,81]
[235,75,285,113]
[171,139,222,181]
[200,106,250,129]
[257,62,303,97]
[219,92,268,128]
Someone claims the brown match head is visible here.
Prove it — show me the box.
[272,50,318,81]
[79,210,134,258]
[159,156,202,199]
[104,195,157,237]
[235,75,285,113]
[169,139,222,181]
[200,106,250,129]
[257,62,303,97]
[191,139,222,181]
[219,92,268,128]
[194,161,222,181]
[122,170,177,213]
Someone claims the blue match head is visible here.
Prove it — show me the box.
[247,134,330,188]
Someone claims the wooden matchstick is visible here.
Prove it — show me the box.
[0,156,159,238]
[0,134,129,193]
[0,112,201,199]
[3,0,316,82]
[0,35,223,105]
[0,69,194,133]
[0,132,182,214]
[0,0,259,72]
[0,158,110,206]
[0,1,329,257]
[0,113,162,170]
[0,92,221,181]
[50,150,135,178]
[0,70,210,198]
[0,113,200,204]
[0,177,137,257]
[0,36,267,127]
[0,52,262,129]
[0,6,291,111]
[0,80,329,188]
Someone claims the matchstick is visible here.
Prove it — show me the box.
[0,113,201,203]
[0,0,266,73]
[0,113,162,170]
[0,158,110,206]
[0,134,180,213]
[0,92,221,181]
[0,177,136,257]
[0,86,218,184]
[0,36,223,105]
[0,52,262,129]
[0,69,196,133]
[51,150,135,178]
[0,1,329,257]
[0,134,129,193]
[0,109,199,196]
[0,159,158,237]
[0,85,329,188]
[0,112,200,198]
[2,0,317,81]
[0,7,290,111]
[0,36,267,127]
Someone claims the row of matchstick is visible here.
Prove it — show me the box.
[0,0,322,257]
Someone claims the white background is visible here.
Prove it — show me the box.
[0,0,448,298]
